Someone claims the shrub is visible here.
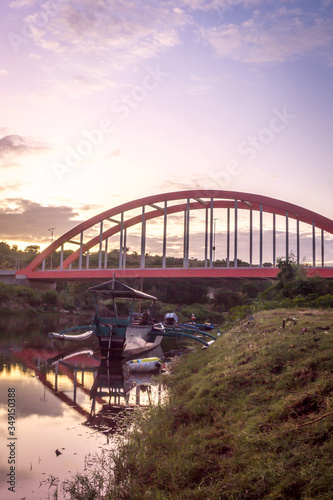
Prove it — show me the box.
[213,289,245,311]
[180,303,225,324]
[241,281,260,298]
[313,294,333,308]
[41,289,60,307]
[13,285,41,306]
[58,290,75,310]
[0,283,14,301]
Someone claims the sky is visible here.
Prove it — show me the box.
[0,0,332,262]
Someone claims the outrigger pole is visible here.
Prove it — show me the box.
[149,324,217,347]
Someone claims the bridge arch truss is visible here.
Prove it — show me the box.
[17,190,333,280]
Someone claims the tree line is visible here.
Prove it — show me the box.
[0,240,262,270]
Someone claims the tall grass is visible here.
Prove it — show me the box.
[49,308,333,499]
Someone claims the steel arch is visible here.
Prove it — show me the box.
[17,190,333,280]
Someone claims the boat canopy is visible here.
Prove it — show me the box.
[88,279,157,301]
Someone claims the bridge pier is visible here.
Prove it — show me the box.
[0,271,56,290]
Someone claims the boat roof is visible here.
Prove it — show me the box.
[88,279,157,301]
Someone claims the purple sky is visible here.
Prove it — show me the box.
[0,0,332,262]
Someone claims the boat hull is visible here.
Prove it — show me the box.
[98,324,163,358]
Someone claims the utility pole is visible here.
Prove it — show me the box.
[213,218,218,263]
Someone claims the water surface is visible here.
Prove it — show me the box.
[0,313,166,500]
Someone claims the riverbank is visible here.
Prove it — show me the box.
[0,282,227,326]
[0,282,76,314]
[50,307,333,500]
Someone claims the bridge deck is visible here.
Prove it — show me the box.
[15,267,333,280]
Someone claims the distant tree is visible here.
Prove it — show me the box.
[144,279,209,305]
[0,241,11,256]
[24,245,40,254]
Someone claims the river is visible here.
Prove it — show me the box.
[0,313,173,500]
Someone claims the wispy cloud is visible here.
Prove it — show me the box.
[0,134,50,167]
[16,0,189,73]
[156,174,210,192]
[187,74,220,95]
[9,0,38,7]
[0,182,27,193]
[179,0,261,11]
[199,5,333,64]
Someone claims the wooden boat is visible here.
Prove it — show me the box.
[49,278,163,358]
[88,279,163,357]
[48,278,218,358]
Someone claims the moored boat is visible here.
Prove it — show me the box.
[48,278,163,358]
[88,278,163,357]
[48,278,218,357]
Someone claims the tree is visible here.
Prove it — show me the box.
[276,254,305,286]
[0,241,11,256]
[24,245,40,254]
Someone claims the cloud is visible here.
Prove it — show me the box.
[156,174,211,192]
[0,199,84,243]
[179,0,261,11]
[0,182,27,192]
[19,0,189,73]
[199,6,333,64]
[187,74,220,95]
[0,134,50,167]
[9,0,38,7]
[117,221,333,264]
[0,135,29,156]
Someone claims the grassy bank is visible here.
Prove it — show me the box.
[51,307,333,500]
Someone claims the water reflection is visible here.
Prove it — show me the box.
[2,342,165,429]
[47,345,165,436]
[0,314,168,500]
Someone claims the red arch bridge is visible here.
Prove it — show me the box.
[16,190,333,282]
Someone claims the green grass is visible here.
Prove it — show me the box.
[50,308,333,499]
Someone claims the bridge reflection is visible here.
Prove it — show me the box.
[4,344,166,437]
